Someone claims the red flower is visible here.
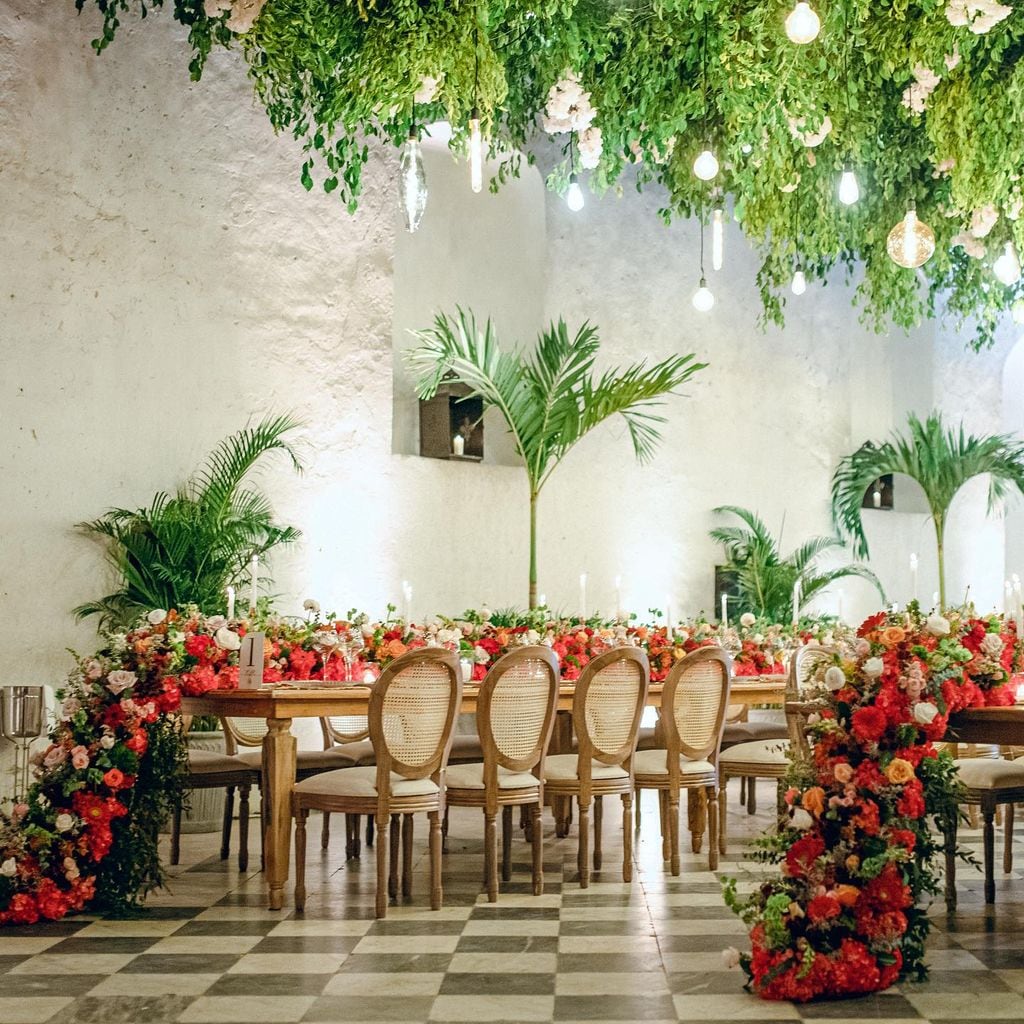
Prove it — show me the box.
[851,798,881,836]
[858,612,887,637]
[103,768,126,790]
[863,863,911,910]
[897,777,926,818]
[784,834,825,878]
[124,731,148,755]
[851,706,887,744]
[888,828,917,853]
[807,893,842,923]
[34,879,69,921]
[184,634,215,661]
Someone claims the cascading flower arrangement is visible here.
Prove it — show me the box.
[723,606,1021,1001]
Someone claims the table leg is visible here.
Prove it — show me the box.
[262,716,297,911]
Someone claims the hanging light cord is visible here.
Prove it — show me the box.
[701,15,710,146]
[699,198,706,278]
[844,2,853,161]
[473,22,480,117]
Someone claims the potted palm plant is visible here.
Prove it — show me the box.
[406,309,705,608]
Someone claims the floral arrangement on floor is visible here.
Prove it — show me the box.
[723,606,1021,1001]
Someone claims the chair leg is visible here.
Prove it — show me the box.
[401,814,414,902]
[171,801,183,866]
[718,778,728,856]
[739,776,746,805]
[220,786,235,861]
[658,790,670,861]
[707,785,719,872]
[442,805,450,854]
[259,786,267,872]
[484,811,498,902]
[983,800,996,904]
[593,796,603,872]
[691,789,707,854]
[352,814,362,859]
[578,798,591,888]
[943,807,958,912]
[531,803,544,895]
[669,794,681,876]
[520,803,531,841]
[1004,802,1014,874]
[238,785,251,872]
[322,811,331,852]
[366,815,375,849]
[501,805,514,883]
[294,807,308,911]
[388,815,400,904]
[634,786,642,833]
[622,791,633,883]
[344,815,354,859]
[746,776,757,815]
[375,812,389,919]
[429,809,443,910]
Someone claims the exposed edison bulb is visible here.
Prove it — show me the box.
[693,148,719,181]
[994,242,1022,285]
[468,113,483,194]
[712,207,724,271]
[886,208,935,269]
[791,268,807,295]
[838,168,860,206]
[399,131,428,233]
[785,1,821,43]
[692,277,715,312]
[566,174,585,212]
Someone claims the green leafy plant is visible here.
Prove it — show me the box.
[406,309,704,607]
[710,505,884,621]
[831,412,1024,608]
[74,416,303,627]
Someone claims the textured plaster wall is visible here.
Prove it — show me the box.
[0,0,1019,761]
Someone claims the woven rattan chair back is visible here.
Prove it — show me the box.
[661,646,732,764]
[221,716,268,755]
[787,644,838,758]
[321,715,370,747]
[370,648,462,784]
[478,646,560,775]
[574,647,650,767]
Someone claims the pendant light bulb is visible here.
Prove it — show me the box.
[712,207,724,271]
[994,241,1022,285]
[468,112,483,194]
[399,130,428,233]
[566,174,585,212]
[692,277,715,312]
[886,207,935,269]
[838,168,860,206]
[693,148,719,181]
[791,267,807,295]
[785,1,821,44]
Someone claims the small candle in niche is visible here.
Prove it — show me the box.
[226,586,235,621]
[401,580,413,626]
[579,572,588,621]
[720,593,728,627]
[909,553,918,602]
[249,554,259,615]
[452,434,465,456]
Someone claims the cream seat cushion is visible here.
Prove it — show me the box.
[445,763,540,791]
[188,750,255,775]
[543,754,629,782]
[294,765,438,799]
[632,749,716,777]
[719,739,789,768]
[955,757,1024,790]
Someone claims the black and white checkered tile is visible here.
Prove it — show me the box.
[2,782,1024,1024]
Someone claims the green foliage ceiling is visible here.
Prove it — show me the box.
[79,0,1024,348]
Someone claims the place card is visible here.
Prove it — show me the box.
[238,632,265,690]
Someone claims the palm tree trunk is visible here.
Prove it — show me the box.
[934,513,946,610]
[529,490,538,609]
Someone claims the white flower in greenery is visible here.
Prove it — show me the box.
[863,657,885,679]
[901,65,941,114]
[204,616,226,631]
[946,0,1012,33]
[303,598,321,615]
[147,609,168,625]
[414,75,442,105]
[55,813,75,833]
[215,626,242,652]
[85,660,103,680]
[791,807,814,830]
[981,633,1004,657]
[788,113,833,147]
[945,47,962,71]
[542,70,597,135]
[0,858,16,878]
[100,733,116,750]
[61,697,81,720]
[106,670,137,695]
[740,612,757,628]
[926,614,951,637]
[577,125,603,169]
[753,632,765,644]
[721,946,741,969]
[473,645,491,664]
[913,702,940,725]
[824,666,846,691]
[225,0,268,33]
[952,230,986,258]
[970,204,999,238]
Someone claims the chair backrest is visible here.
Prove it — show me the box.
[221,716,268,754]
[321,715,370,748]
[370,648,462,793]
[477,646,560,784]
[660,647,731,767]
[573,647,650,769]
[786,644,838,758]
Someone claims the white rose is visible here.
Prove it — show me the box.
[863,657,885,678]
[473,645,491,665]
[740,613,757,628]
[303,598,321,614]
[55,813,75,833]
[527,629,540,644]
[677,628,691,643]
[913,702,939,725]
[926,614,951,637]
[791,808,814,830]
[61,697,81,720]
[721,946,741,969]
[147,609,168,625]
[824,666,846,691]
[106,670,137,695]
[753,633,765,644]
[215,626,242,651]
[100,734,116,750]
[479,608,492,620]
[203,616,226,631]
[981,633,1004,657]
[0,858,16,877]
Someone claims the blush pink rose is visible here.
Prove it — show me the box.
[70,746,90,770]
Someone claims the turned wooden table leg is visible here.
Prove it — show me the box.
[262,716,297,911]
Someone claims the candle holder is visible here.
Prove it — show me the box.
[1,686,46,801]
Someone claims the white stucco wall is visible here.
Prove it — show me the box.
[1,0,1019,734]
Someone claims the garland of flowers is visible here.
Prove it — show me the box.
[73,0,1024,349]
[723,607,1021,1001]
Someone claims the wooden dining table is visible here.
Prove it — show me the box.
[181,674,788,909]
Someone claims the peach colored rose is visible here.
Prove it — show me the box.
[834,762,854,784]
[846,854,860,872]
[801,787,826,817]
[834,884,860,907]
[885,757,915,785]
[879,626,906,647]
[385,639,408,659]
[70,746,90,771]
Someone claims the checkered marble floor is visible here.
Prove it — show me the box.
[3,781,1024,1024]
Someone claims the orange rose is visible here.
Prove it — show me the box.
[386,639,408,659]
[885,757,915,785]
[801,787,826,817]
[879,626,906,647]
[635,627,649,641]
[495,631,509,647]
[845,854,860,872]
[834,884,860,908]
